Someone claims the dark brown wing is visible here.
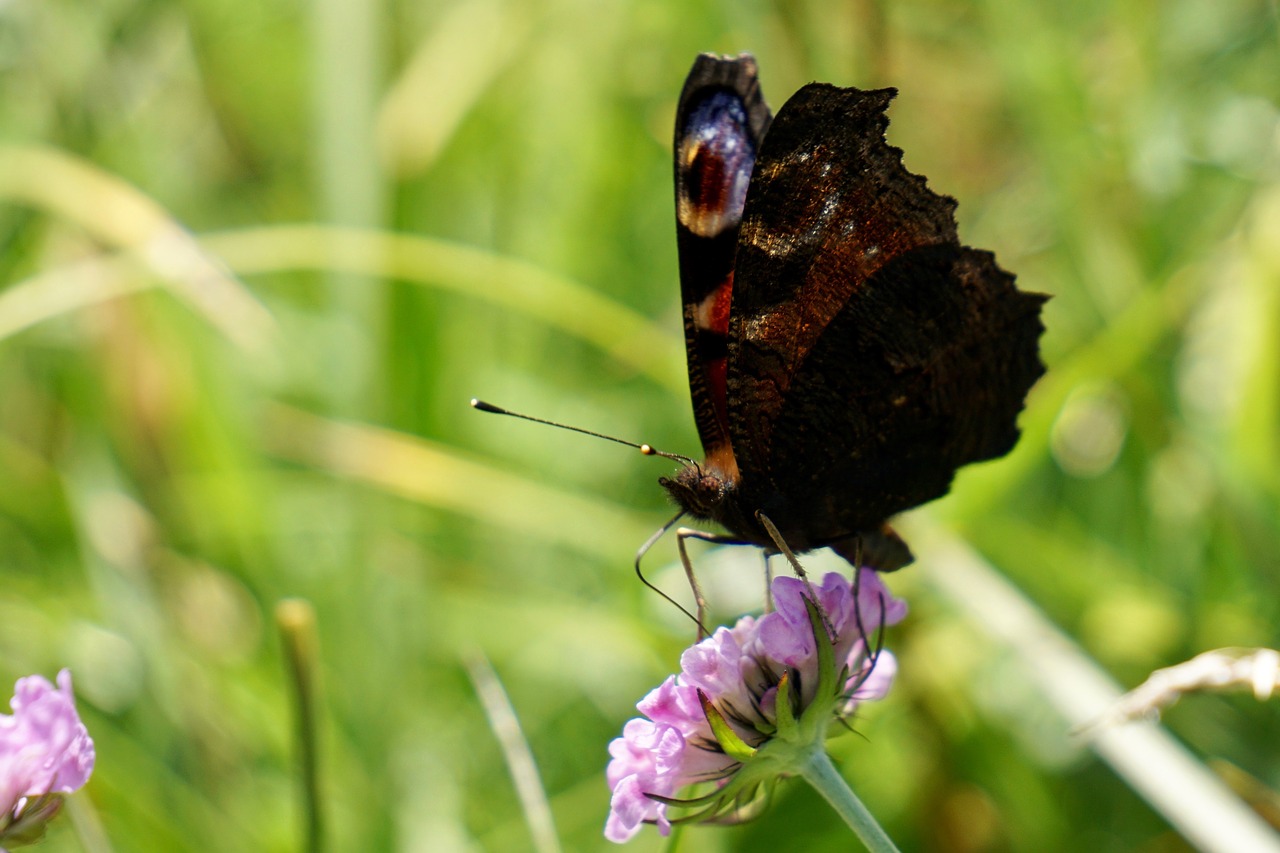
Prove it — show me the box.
[673,54,772,478]
[726,83,1046,541]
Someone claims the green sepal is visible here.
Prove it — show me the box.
[0,794,63,847]
[647,766,741,808]
[753,716,778,738]
[773,670,799,740]
[698,689,757,762]
[662,778,779,829]
[648,790,723,809]
[800,594,838,729]
[702,782,773,825]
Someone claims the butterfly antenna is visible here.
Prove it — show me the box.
[470,399,696,465]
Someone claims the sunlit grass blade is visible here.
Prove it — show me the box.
[0,145,275,352]
[1228,186,1280,489]
[0,254,154,343]
[466,653,562,853]
[311,0,386,414]
[260,403,655,557]
[905,514,1280,853]
[0,225,682,392]
[200,225,685,391]
[377,0,532,177]
[64,793,113,853]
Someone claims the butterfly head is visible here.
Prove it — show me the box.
[659,462,735,522]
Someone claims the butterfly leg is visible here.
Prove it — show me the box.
[674,527,752,640]
[676,529,711,639]
[754,511,808,580]
[755,511,837,638]
[755,513,890,681]
[837,566,893,722]
[762,551,774,612]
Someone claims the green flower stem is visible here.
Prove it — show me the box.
[277,599,324,853]
[798,749,900,853]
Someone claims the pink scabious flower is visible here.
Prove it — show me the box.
[0,670,95,850]
[605,569,905,843]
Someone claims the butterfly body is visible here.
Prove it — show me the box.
[664,54,1046,570]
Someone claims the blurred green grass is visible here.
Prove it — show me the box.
[1,0,1278,850]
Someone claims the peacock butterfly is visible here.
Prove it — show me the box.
[660,53,1046,572]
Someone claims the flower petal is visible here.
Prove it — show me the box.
[0,670,94,819]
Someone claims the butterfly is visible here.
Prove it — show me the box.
[660,53,1046,573]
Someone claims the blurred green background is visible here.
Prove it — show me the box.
[1,0,1278,850]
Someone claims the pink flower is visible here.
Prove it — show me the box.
[605,570,905,843]
[0,670,95,848]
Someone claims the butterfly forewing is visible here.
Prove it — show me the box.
[673,54,772,477]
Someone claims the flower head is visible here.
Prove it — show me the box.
[0,670,95,849]
[605,569,905,843]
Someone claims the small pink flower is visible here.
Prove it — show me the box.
[0,670,95,848]
[605,570,905,842]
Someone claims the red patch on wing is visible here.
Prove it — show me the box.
[709,273,733,336]
[691,145,728,212]
[705,273,734,438]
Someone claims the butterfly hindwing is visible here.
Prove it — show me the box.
[726,83,1046,542]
